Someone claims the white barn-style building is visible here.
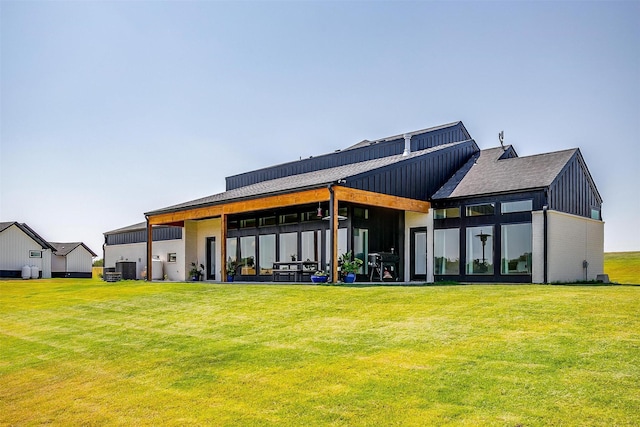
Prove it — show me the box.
[0,222,55,278]
[50,242,97,278]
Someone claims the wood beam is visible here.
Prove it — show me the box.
[333,187,430,213]
[148,187,331,225]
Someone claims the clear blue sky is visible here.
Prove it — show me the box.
[1,0,639,257]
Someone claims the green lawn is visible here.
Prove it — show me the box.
[1,279,638,426]
[605,251,640,284]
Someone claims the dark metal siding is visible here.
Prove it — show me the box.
[106,226,183,246]
[548,152,602,218]
[226,123,470,190]
[347,141,479,200]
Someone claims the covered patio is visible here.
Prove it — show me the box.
[145,185,429,283]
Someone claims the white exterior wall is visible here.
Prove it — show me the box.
[196,218,222,281]
[0,224,52,278]
[531,211,545,283]
[67,246,94,273]
[404,211,433,283]
[104,238,185,281]
[51,254,66,273]
[184,221,199,280]
[546,210,604,283]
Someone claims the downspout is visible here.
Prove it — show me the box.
[146,216,153,282]
[102,235,107,282]
[328,184,337,283]
[543,205,548,284]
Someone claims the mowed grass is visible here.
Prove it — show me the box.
[1,279,638,426]
[605,251,640,284]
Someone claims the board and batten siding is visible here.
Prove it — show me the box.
[348,141,478,201]
[546,210,604,283]
[225,123,471,191]
[548,151,602,219]
[0,224,52,278]
[67,246,94,273]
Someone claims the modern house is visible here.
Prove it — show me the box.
[0,221,55,278]
[50,242,97,278]
[103,222,184,280]
[141,121,603,284]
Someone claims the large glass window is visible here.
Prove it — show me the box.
[434,229,460,275]
[259,215,276,227]
[501,200,533,214]
[466,203,495,217]
[302,230,321,262]
[239,236,256,275]
[226,237,237,264]
[259,234,275,275]
[325,228,347,271]
[434,207,460,219]
[466,226,494,274]
[501,223,532,275]
[353,228,369,274]
[279,232,298,262]
[279,213,298,225]
[239,218,256,228]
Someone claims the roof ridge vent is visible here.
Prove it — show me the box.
[402,134,411,156]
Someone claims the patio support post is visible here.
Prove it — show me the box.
[221,212,227,282]
[146,218,153,282]
[329,185,338,283]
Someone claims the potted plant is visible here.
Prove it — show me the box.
[189,262,204,281]
[226,258,238,282]
[339,251,363,283]
[310,270,329,283]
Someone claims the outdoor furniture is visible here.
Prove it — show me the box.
[104,271,122,282]
[368,252,400,281]
[272,261,318,282]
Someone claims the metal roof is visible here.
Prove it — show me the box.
[432,146,579,200]
[146,141,470,216]
[344,121,469,150]
[104,221,183,235]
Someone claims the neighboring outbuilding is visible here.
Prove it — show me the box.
[103,222,184,280]
[0,221,55,278]
[134,120,603,284]
[50,242,98,278]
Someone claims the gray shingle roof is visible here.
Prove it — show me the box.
[147,141,469,216]
[50,242,98,257]
[432,146,578,200]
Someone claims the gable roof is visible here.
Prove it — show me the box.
[0,222,56,250]
[147,140,473,216]
[432,146,579,200]
[50,242,98,257]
